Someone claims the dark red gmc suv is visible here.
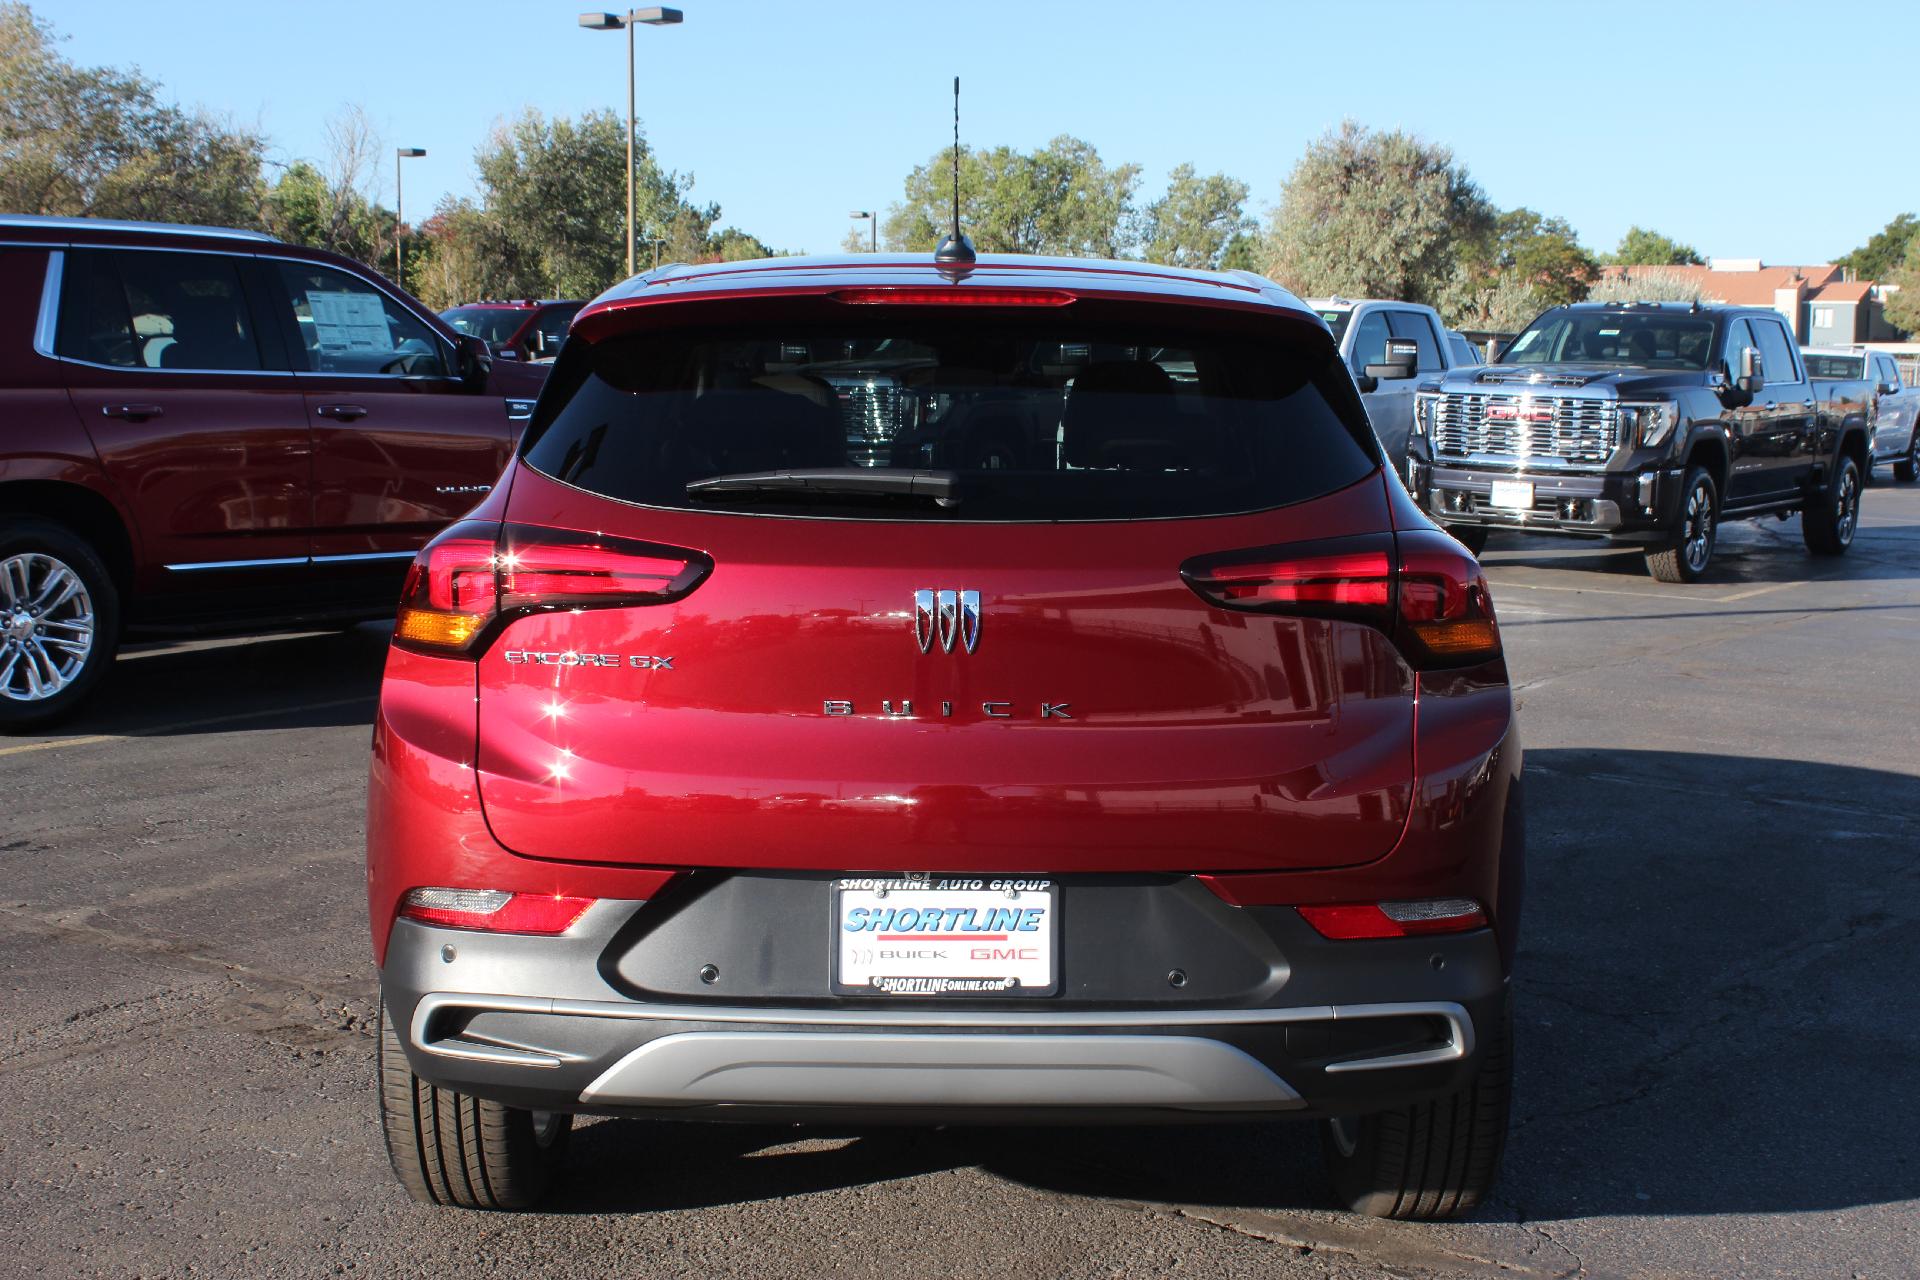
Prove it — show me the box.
[367,253,1524,1219]
[0,215,548,728]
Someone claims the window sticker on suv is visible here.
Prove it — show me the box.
[309,291,393,354]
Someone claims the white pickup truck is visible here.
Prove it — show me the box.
[1803,346,1920,482]
[1308,297,1479,466]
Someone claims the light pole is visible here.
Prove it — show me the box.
[579,7,684,278]
[395,147,425,283]
[849,209,877,252]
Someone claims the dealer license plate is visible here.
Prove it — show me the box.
[1488,480,1534,511]
[833,877,1057,996]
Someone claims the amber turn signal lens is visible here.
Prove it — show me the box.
[395,608,486,648]
[1404,617,1500,658]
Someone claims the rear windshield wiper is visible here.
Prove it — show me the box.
[686,467,961,507]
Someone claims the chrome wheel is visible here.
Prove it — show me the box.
[1682,481,1715,574]
[1835,464,1860,545]
[0,552,95,702]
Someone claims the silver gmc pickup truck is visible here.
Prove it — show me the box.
[1802,346,1919,482]
[1309,298,1478,466]
[1406,301,1871,582]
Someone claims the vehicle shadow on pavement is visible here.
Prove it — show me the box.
[46,625,389,738]
[1482,519,1920,586]
[549,1121,970,1212]
[539,748,1920,1224]
[988,748,1920,1222]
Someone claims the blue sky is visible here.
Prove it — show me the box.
[53,0,1919,265]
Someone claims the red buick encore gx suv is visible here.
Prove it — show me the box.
[367,253,1523,1220]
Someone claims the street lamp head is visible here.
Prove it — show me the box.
[581,6,682,27]
[850,211,872,219]
[396,148,426,159]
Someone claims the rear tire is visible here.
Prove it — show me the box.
[1445,524,1490,556]
[0,520,120,731]
[1803,454,1861,556]
[1643,466,1717,583]
[378,1001,571,1210]
[1321,993,1512,1220]
[1894,434,1918,484]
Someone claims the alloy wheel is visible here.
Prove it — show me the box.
[1835,465,1860,545]
[1683,481,1715,574]
[0,552,96,702]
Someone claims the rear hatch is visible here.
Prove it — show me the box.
[435,291,1426,873]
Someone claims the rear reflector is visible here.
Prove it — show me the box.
[399,887,596,935]
[829,287,1076,307]
[1180,530,1501,669]
[394,520,712,657]
[1297,899,1488,940]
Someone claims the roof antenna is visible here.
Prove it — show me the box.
[934,76,975,265]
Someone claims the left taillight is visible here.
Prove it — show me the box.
[394,520,712,657]
[398,887,595,935]
[1180,529,1501,669]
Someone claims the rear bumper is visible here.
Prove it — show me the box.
[1409,457,1679,543]
[381,887,1507,1123]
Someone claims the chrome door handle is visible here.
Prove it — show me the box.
[316,404,368,421]
[101,403,163,420]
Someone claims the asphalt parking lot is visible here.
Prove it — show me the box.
[4,485,1917,1280]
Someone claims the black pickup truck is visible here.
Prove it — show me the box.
[1404,302,1870,582]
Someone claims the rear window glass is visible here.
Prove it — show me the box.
[442,307,527,344]
[521,318,1377,521]
[1804,354,1865,379]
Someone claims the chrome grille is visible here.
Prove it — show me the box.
[1431,394,1618,465]
[830,380,912,467]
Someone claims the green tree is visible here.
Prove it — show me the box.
[0,2,265,226]
[1264,120,1493,305]
[406,198,524,310]
[1492,208,1598,306]
[883,136,1140,257]
[1218,231,1262,274]
[1439,208,1597,329]
[1605,225,1704,266]
[1134,164,1254,270]
[472,107,772,297]
[1836,213,1918,281]
[1881,246,1920,336]
[261,108,396,271]
[1588,268,1705,304]
[1440,263,1546,333]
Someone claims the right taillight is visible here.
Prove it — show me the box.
[1393,529,1502,667]
[1297,898,1488,940]
[1180,529,1500,669]
[394,519,712,657]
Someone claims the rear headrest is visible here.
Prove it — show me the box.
[683,389,844,474]
[1062,361,1179,469]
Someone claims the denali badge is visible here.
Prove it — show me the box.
[915,589,980,654]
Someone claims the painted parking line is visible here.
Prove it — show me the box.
[1486,579,1748,604]
[0,694,374,759]
[0,734,121,758]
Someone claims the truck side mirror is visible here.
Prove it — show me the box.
[1878,380,1898,396]
[1737,347,1765,395]
[1364,337,1420,382]
[455,334,493,393]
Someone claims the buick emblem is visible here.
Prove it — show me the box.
[914,589,980,654]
